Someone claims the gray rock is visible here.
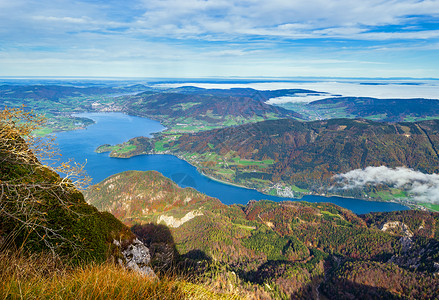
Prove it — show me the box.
[113,238,156,278]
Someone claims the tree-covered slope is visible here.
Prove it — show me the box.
[158,118,439,199]
[121,89,303,132]
[85,170,439,299]
[0,163,132,263]
[307,97,439,122]
[84,170,224,225]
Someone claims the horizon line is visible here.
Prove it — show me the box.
[1,76,439,81]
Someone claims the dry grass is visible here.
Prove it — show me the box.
[0,251,241,300]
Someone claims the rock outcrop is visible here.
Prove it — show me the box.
[157,209,204,228]
[113,238,156,278]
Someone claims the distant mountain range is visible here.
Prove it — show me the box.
[2,83,439,133]
[4,83,439,202]
[307,97,439,122]
[0,84,313,132]
[0,84,150,102]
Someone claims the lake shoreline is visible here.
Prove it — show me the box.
[102,147,412,210]
[81,111,412,210]
[56,112,409,214]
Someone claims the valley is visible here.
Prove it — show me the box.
[2,79,439,299]
[3,81,438,208]
[52,112,408,214]
[101,117,439,208]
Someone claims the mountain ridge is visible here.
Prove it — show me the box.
[307,97,439,122]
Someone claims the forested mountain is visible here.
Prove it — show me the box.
[86,170,439,299]
[120,89,303,131]
[307,97,439,122]
[157,118,439,199]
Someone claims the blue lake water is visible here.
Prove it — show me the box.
[55,112,408,214]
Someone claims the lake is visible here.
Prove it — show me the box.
[55,112,408,214]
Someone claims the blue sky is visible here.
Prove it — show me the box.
[1,0,439,78]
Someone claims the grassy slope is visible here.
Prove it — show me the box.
[0,140,134,264]
[0,252,238,300]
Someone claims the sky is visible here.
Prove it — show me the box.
[1,0,439,78]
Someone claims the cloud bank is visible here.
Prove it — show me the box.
[155,80,439,102]
[335,166,439,204]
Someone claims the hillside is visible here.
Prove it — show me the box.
[307,97,439,122]
[85,170,439,299]
[121,89,303,132]
[152,118,439,201]
[84,170,224,225]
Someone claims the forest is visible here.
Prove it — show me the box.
[86,170,439,299]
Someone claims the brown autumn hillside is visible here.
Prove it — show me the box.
[85,170,439,299]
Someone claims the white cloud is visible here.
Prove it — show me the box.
[33,16,90,24]
[266,95,329,104]
[2,0,439,42]
[154,80,439,100]
[210,49,250,56]
[0,0,439,77]
[360,30,439,41]
[130,0,439,40]
[335,166,439,203]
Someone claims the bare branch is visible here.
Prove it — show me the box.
[0,106,90,254]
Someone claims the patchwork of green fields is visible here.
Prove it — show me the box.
[420,203,439,212]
